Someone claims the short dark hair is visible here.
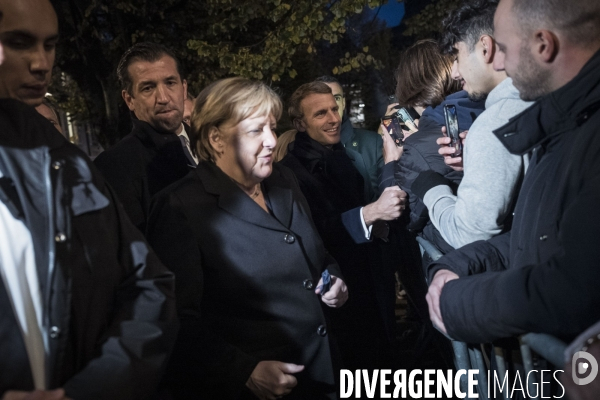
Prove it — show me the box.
[315,75,342,88]
[395,39,461,108]
[117,42,184,95]
[288,82,332,123]
[512,0,600,47]
[439,0,499,55]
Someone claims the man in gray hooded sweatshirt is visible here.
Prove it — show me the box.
[407,0,532,250]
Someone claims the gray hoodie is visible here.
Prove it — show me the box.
[423,78,533,248]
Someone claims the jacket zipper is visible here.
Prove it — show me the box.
[43,150,54,389]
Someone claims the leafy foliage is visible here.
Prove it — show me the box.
[51,0,396,145]
[402,0,461,38]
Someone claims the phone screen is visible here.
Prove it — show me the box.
[382,115,404,147]
[397,107,415,125]
[443,105,462,157]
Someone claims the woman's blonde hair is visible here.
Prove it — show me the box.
[191,77,283,162]
[273,129,297,162]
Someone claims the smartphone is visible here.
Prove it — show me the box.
[318,269,332,295]
[443,104,462,157]
[381,115,404,147]
[396,107,415,125]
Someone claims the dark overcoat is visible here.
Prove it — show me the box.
[94,117,193,232]
[280,132,390,370]
[0,99,177,399]
[146,161,341,399]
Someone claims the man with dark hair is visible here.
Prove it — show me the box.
[281,81,406,371]
[0,1,177,399]
[425,0,600,345]
[403,0,532,250]
[94,42,195,232]
[314,76,383,202]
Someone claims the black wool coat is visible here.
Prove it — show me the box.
[94,117,193,232]
[279,132,390,370]
[146,161,341,399]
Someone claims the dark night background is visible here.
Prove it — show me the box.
[48,0,456,149]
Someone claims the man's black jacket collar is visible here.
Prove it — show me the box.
[288,130,347,174]
[130,114,185,150]
[287,131,365,207]
[0,99,65,149]
[495,48,600,155]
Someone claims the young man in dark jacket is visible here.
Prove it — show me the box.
[426,0,600,344]
[0,1,177,398]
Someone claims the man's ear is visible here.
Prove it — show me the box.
[183,79,188,100]
[122,90,135,111]
[208,126,223,155]
[481,35,496,64]
[534,30,558,63]
[293,118,306,132]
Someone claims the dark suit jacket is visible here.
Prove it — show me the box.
[146,162,340,399]
[94,118,193,232]
[340,118,383,202]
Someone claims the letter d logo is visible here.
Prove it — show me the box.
[572,351,598,386]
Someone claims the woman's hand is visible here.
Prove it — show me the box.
[384,103,399,117]
[377,103,400,135]
[246,361,304,400]
[315,275,348,308]
[381,123,404,164]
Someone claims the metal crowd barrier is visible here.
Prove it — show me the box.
[415,235,567,399]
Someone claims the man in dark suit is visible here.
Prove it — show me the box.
[94,42,195,232]
[0,1,177,398]
[281,81,406,371]
[315,76,383,202]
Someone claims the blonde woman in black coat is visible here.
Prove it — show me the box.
[147,77,348,400]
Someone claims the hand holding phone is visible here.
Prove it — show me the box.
[381,115,404,147]
[317,270,332,295]
[443,105,462,157]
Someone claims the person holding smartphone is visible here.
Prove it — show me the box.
[379,39,485,254]
[396,1,532,252]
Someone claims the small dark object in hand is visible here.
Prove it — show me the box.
[318,269,332,295]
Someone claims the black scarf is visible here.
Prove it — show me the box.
[289,131,365,209]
